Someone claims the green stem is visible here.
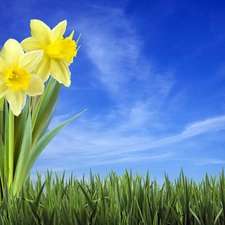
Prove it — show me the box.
[0,99,4,199]
[0,97,4,139]
[3,101,8,192]
[31,77,54,131]
[8,109,14,188]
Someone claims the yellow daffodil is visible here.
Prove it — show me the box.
[0,39,44,116]
[21,19,77,87]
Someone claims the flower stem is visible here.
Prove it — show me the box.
[8,109,14,188]
[0,97,4,139]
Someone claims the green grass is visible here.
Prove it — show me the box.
[0,169,225,225]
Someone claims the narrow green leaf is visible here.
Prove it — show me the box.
[12,112,32,195]
[32,78,61,146]
[8,110,14,188]
[214,208,223,224]
[0,137,5,194]
[189,207,201,225]
[26,109,86,179]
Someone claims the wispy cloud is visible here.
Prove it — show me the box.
[73,4,174,104]
[73,6,139,94]
[194,158,225,166]
[93,151,173,166]
[38,112,225,172]
[66,3,176,145]
[137,114,225,149]
[182,115,225,136]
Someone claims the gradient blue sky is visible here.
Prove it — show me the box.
[2,0,225,182]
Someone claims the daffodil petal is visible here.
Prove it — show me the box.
[36,54,51,81]
[30,19,51,45]
[19,50,43,73]
[26,74,44,96]
[0,77,7,98]
[21,37,43,52]
[51,20,67,42]
[5,89,26,116]
[69,30,75,39]
[0,58,7,74]
[1,39,24,67]
[51,59,71,87]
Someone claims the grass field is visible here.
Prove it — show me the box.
[0,169,224,225]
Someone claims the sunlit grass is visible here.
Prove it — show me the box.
[0,169,224,224]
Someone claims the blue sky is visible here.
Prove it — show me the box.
[2,0,225,183]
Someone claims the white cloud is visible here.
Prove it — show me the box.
[37,113,225,171]
[75,9,140,94]
[61,3,176,142]
[194,158,225,166]
[93,152,173,166]
[137,114,225,149]
[74,4,174,102]
[182,115,225,137]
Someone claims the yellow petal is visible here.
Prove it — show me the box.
[35,55,51,81]
[30,19,51,46]
[0,58,7,74]
[51,20,67,42]
[0,61,8,97]
[5,89,26,116]
[26,74,44,96]
[19,50,43,73]
[21,37,43,52]
[1,39,24,67]
[0,77,7,98]
[69,31,75,39]
[51,59,71,87]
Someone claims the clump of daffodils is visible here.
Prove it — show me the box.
[0,19,78,116]
[0,20,85,196]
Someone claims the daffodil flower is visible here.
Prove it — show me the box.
[0,39,44,116]
[21,19,77,87]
